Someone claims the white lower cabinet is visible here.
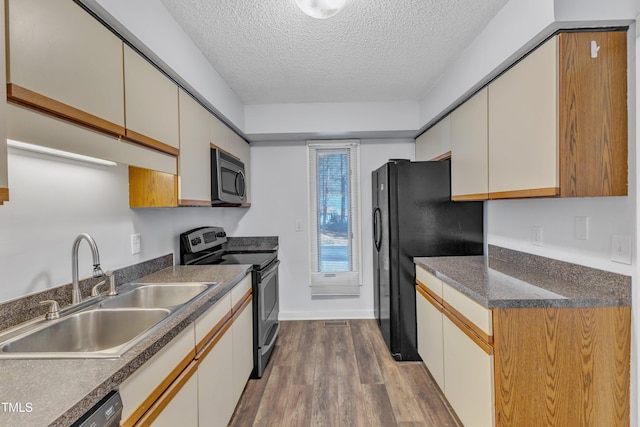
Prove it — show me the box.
[232,300,254,403]
[443,316,494,427]
[416,288,444,389]
[150,370,199,427]
[120,274,253,426]
[416,265,494,426]
[198,328,235,427]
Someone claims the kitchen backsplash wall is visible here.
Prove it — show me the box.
[0,149,246,303]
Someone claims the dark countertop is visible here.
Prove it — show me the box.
[414,248,631,309]
[0,264,252,427]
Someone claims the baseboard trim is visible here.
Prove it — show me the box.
[279,310,375,321]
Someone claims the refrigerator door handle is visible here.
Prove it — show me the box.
[373,207,382,251]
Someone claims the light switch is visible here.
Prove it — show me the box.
[131,234,141,255]
[574,216,589,240]
[611,235,631,264]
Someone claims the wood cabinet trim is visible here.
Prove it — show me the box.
[431,151,452,161]
[122,347,196,427]
[7,83,125,136]
[416,280,443,309]
[232,289,253,316]
[488,187,559,200]
[0,188,8,204]
[178,199,211,207]
[210,143,241,161]
[197,314,234,362]
[195,310,233,355]
[128,166,178,208]
[133,359,199,427]
[442,302,493,355]
[124,129,180,156]
[451,193,488,201]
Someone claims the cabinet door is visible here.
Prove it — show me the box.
[415,116,451,161]
[120,326,195,425]
[443,316,494,427]
[450,87,488,200]
[198,328,235,427]
[232,299,254,404]
[6,0,124,132]
[416,288,444,389]
[148,367,199,427]
[124,46,179,153]
[488,36,558,198]
[178,89,211,206]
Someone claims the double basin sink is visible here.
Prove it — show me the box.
[0,282,220,359]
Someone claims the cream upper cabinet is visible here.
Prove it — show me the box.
[5,0,125,133]
[450,87,488,200]
[487,31,627,198]
[488,37,558,198]
[178,90,211,206]
[210,114,251,204]
[124,45,180,153]
[415,115,451,161]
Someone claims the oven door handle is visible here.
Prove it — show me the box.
[261,322,280,356]
[259,259,280,282]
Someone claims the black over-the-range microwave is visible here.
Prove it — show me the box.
[211,147,247,205]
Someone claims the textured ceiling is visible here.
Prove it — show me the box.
[159,0,509,105]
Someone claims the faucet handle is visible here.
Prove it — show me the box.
[39,300,60,320]
[105,270,118,296]
[91,280,107,297]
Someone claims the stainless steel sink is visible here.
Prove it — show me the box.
[99,283,214,309]
[0,308,170,358]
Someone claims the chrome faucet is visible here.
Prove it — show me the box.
[71,233,104,304]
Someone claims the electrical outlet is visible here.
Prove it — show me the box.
[574,216,589,240]
[295,219,304,232]
[131,234,141,255]
[531,226,542,246]
[611,235,631,264]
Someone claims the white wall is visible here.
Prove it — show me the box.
[229,139,414,319]
[0,149,246,303]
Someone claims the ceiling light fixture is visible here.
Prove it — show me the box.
[294,0,346,19]
[7,140,117,167]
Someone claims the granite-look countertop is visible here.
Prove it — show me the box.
[414,250,631,309]
[0,264,252,427]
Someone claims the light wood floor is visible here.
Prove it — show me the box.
[229,319,460,427]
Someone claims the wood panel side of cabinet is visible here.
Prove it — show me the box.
[558,31,628,197]
[128,166,178,208]
[493,306,630,427]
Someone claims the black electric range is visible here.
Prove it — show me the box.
[179,226,280,378]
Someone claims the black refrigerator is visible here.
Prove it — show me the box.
[372,159,483,361]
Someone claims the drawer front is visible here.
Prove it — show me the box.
[120,325,195,425]
[442,281,492,336]
[194,294,232,350]
[231,274,252,309]
[415,265,443,298]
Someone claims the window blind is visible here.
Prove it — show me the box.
[307,140,361,296]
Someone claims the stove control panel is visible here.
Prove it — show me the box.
[180,226,227,254]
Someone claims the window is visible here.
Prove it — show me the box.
[307,140,361,296]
